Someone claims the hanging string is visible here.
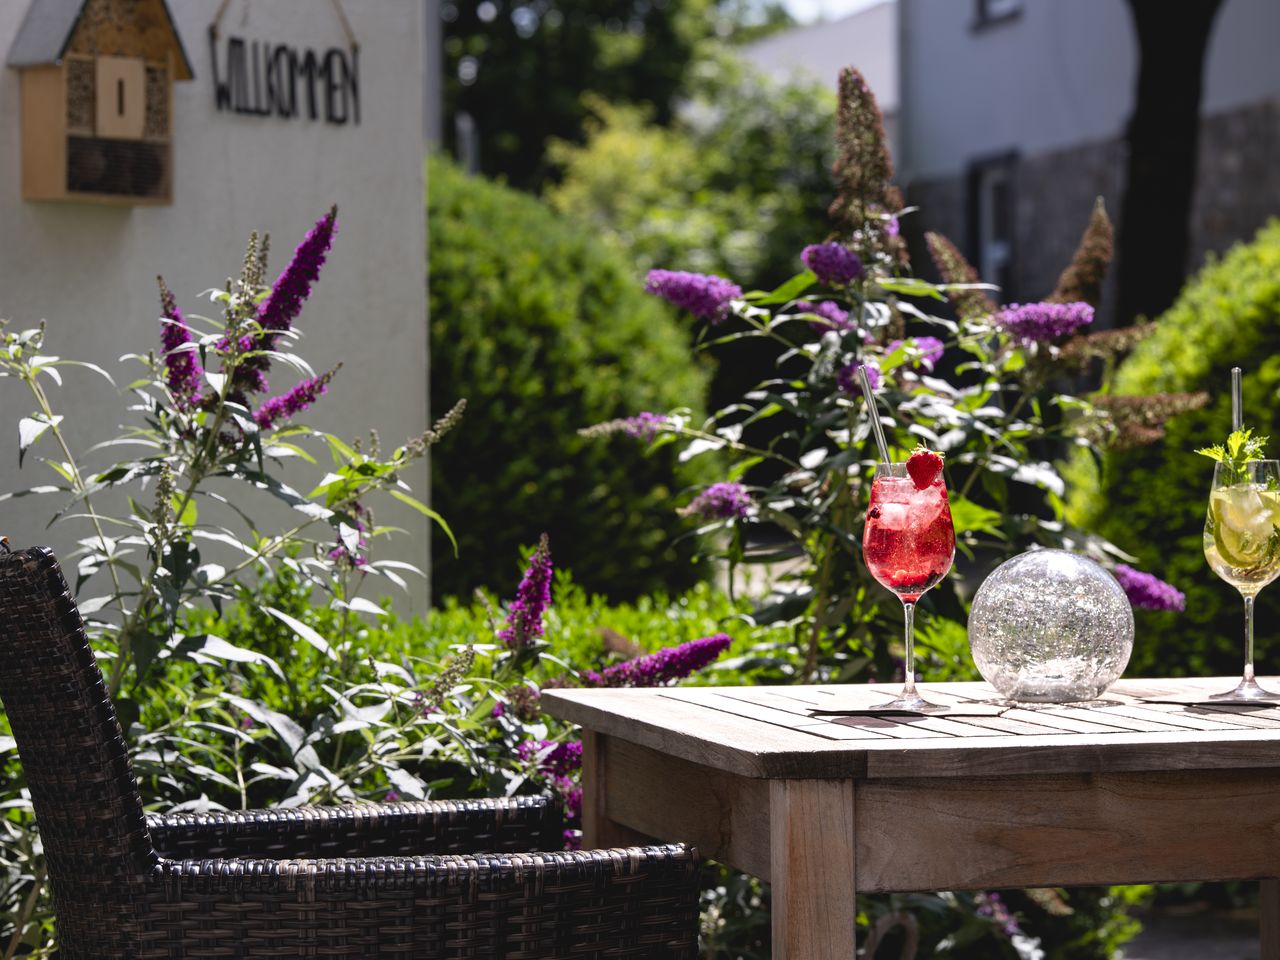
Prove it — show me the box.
[209,0,357,48]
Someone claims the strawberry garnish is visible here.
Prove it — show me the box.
[906,448,944,488]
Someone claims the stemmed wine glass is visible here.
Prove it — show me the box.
[862,458,956,711]
[1204,459,1280,700]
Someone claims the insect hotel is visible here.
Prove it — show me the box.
[6,0,193,204]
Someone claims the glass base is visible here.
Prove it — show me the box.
[875,690,949,714]
[1208,677,1280,702]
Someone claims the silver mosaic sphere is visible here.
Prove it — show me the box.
[968,549,1134,702]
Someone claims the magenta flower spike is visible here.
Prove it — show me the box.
[994,301,1094,344]
[252,366,339,430]
[498,534,553,650]
[583,633,733,687]
[644,269,741,323]
[258,206,339,334]
[682,482,752,521]
[1113,564,1186,612]
[158,276,203,408]
[801,242,864,285]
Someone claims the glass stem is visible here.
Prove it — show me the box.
[1244,594,1256,684]
[901,601,918,696]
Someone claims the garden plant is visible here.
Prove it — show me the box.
[586,67,1206,957]
[0,210,738,957]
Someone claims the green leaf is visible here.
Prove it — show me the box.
[171,633,286,680]
[948,494,1005,539]
[875,277,947,301]
[171,495,197,527]
[264,607,338,660]
[746,270,818,306]
[389,489,458,556]
[18,414,61,468]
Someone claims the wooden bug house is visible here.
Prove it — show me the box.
[7,0,193,204]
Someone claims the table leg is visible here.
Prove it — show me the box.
[770,779,857,960]
[580,730,653,849]
[1262,878,1280,960]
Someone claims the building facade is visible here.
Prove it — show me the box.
[898,0,1280,313]
[0,0,431,607]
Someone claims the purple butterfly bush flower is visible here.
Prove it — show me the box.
[975,891,1023,938]
[994,301,1094,344]
[887,336,945,372]
[499,534,553,650]
[252,365,339,430]
[326,502,369,569]
[228,207,338,397]
[1113,564,1186,612]
[621,411,669,442]
[681,482,752,520]
[836,360,880,396]
[517,738,583,777]
[583,633,733,687]
[158,276,203,408]
[644,269,742,323]
[801,242,864,285]
[555,777,583,820]
[805,299,852,334]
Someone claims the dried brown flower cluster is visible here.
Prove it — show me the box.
[1057,322,1156,370]
[1088,391,1210,449]
[1048,199,1114,307]
[829,67,894,235]
[407,398,467,458]
[924,232,998,320]
[417,645,477,716]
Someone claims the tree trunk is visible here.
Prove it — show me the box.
[1114,0,1224,326]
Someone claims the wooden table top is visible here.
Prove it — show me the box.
[542,677,1280,781]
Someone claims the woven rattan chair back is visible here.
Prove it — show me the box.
[0,547,155,954]
[0,547,701,959]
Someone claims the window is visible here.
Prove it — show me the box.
[974,0,1023,29]
[967,152,1018,301]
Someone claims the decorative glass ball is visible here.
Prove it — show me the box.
[968,549,1134,702]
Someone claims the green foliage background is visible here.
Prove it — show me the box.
[427,155,714,600]
[546,57,836,292]
[1069,219,1280,676]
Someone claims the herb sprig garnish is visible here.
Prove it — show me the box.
[1198,428,1269,484]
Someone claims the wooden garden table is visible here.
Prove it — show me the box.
[543,678,1280,959]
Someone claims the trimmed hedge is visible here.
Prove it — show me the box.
[1070,219,1280,676]
[427,155,713,600]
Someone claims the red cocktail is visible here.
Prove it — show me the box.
[863,452,955,710]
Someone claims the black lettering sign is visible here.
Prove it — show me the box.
[210,32,360,126]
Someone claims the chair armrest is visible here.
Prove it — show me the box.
[145,794,562,860]
[143,844,700,958]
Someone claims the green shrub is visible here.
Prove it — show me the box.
[427,154,714,600]
[1068,219,1280,676]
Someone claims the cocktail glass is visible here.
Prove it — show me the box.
[862,462,956,711]
[1204,459,1280,700]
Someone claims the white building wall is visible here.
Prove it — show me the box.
[899,0,1280,182]
[742,1,899,154]
[0,0,430,609]
[745,1,898,107]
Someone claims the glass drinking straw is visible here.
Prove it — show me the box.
[858,365,892,467]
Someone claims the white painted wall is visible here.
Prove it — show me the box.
[0,0,430,609]
[899,0,1280,182]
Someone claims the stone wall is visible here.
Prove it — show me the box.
[906,98,1280,324]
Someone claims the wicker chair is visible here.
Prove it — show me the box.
[0,547,700,958]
